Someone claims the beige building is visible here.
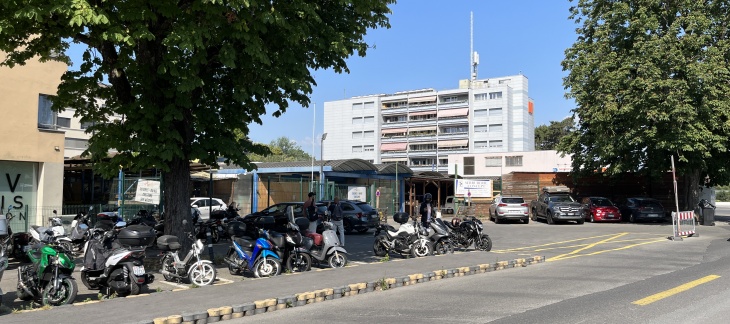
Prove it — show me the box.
[0,52,66,227]
[448,150,572,179]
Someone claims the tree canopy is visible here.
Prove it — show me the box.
[534,117,574,151]
[248,136,313,162]
[560,0,730,208]
[0,0,394,240]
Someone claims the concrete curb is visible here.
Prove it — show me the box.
[125,255,545,324]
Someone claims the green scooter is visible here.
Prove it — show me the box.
[16,226,78,306]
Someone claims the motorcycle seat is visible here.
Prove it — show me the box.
[382,224,397,233]
[233,237,254,249]
[305,232,323,246]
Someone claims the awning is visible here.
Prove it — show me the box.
[408,95,437,104]
[438,139,469,148]
[382,110,406,116]
[381,128,407,134]
[438,108,469,118]
[381,142,408,151]
[409,126,437,132]
[409,110,437,117]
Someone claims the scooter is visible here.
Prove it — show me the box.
[373,212,433,258]
[67,207,93,255]
[158,220,217,286]
[29,211,73,254]
[223,217,282,278]
[429,218,455,255]
[16,227,78,306]
[303,211,348,268]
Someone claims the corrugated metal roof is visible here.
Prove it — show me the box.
[374,163,413,174]
[254,159,379,172]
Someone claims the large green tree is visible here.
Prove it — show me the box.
[561,0,730,210]
[248,136,313,162]
[535,117,574,150]
[0,1,393,244]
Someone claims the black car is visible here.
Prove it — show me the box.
[239,202,327,237]
[616,197,666,223]
[318,200,379,234]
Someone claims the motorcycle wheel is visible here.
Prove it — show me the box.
[161,255,175,281]
[476,235,493,252]
[211,229,220,244]
[327,252,347,268]
[253,257,282,278]
[188,262,217,286]
[80,271,99,290]
[286,253,312,273]
[373,238,388,257]
[434,240,455,255]
[410,240,432,258]
[228,263,242,276]
[41,277,78,306]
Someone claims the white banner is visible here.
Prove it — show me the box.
[133,180,161,204]
[347,186,367,202]
[455,179,493,198]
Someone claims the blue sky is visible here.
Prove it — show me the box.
[68,0,578,157]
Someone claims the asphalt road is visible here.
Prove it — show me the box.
[3,205,730,323]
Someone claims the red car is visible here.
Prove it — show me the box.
[581,197,621,222]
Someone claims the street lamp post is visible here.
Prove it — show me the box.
[319,133,327,198]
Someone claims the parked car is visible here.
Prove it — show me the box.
[581,197,621,222]
[616,197,666,223]
[239,202,328,237]
[489,196,529,224]
[318,200,379,234]
[190,197,227,220]
[529,186,584,225]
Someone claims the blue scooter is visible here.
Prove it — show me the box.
[223,216,282,278]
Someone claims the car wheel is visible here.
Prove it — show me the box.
[494,216,501,224]
[577,219,584,225]
[547,212,555,225]
[590,214,595,223]
[523,217,529,224]
[629,213,636,223]
[530,209,537,221]
[344,220,353,234]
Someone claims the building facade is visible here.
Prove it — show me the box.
[447,150,572,179]
[0,52,67,227]
[322,75,535,173]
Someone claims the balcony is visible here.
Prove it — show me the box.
[381,106,408,115]
[438,132,469,140]
[407,118,437,127]
[382,120,407,128]
[381,150,407,158]
[437,100,469,109]
[438,116,469,125]
[381,135,408,143]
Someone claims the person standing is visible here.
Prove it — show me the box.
[328,197,346,247]
[420,193,433,228]
[303,192,318,234]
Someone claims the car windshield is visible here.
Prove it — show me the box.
[637,199,662,207]
[501,198,524,204]
[263,204,286,213]
[550,195,575,203]
[592,198,614,207]
[355,202,375,211]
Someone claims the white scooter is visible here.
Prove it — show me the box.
[302,209,348,268]
[372,212,432,258]
[28,210,74,253]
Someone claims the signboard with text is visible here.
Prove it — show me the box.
[455,179,493,198]
[347,186,367,202]
[133,180,161,204]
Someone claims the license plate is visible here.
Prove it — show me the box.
[509,210,521,214]
[606,214,615,218]
[565,213,575,216]
[133,266,145,276]
[649,214,659,217]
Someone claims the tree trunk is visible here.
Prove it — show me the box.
[679,169,700,213]
[163,157,193,254]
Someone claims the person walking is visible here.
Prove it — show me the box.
[328,197,346,247]
[303,192,318,234]
[420,193,433,228]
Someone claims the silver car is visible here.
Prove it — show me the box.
[489,196,530,224]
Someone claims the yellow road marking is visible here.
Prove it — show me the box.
[632,275,721,306]
[548,238,666,261]
[549,233,628,261]
[491,233,631,253]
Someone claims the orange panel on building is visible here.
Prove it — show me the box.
[528,101,534,114]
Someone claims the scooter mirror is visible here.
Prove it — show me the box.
[53,210,57,215]
[182,219,188,226]
[89,206,94,211]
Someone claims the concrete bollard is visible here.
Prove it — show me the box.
[167,315,183,324]
[241,303,255,316]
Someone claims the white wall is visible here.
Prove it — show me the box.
[448,150,572,177]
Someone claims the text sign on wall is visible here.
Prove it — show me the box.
[455,179,493,198]
[134,180,161,204]
[347,186,367,202]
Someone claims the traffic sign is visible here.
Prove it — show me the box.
[376,189,380,197]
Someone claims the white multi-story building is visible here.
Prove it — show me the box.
[323,75,535,172]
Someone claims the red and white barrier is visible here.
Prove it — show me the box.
[671,211,696,241]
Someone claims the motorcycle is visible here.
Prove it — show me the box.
[373,212,433,258]
[80,221,156,296]
[429,218,455,255]
[16,227,78,306]
[67,206,93,255]
[158,220,217,286]
[223,217,282,278]
[446,216,492,251]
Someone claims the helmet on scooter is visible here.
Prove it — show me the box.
[424,193,432,203]
[451,217,461,227]
[50,217,63,227]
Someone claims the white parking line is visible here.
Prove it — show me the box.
[158,280,189,290]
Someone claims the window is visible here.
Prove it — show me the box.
[474,93,488,101]
[463,156,475,175]
[489,140,503,148]
[352,131,362,139]
[489,92,503,99]
[352,117,362,124]
[384,115,406,123]
[364,116,375,124]
[56,117,71,128]
[65,138,89,149]
[474,125,488,133]
[80,120,95,130]
[442,96,458,103]
[364,145,374,152]
[352,146,363,153]
[363,130,374,138]
[489,124,503,132]
[364,102,375,109]
[474,141,489,149]
[489,108,502,117]
[498,79,511,84]
[439,158,448,166]
[442,126,468,134]
[410,143,436,151]
[474,109,488,118]
[506,155,523,167]
[485,157,501,167]
[352,103,363,110]
[38,94,56,129]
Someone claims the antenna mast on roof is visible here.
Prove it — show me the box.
[470,11,479,83]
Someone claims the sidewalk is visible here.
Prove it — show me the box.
[4,250,541,324]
